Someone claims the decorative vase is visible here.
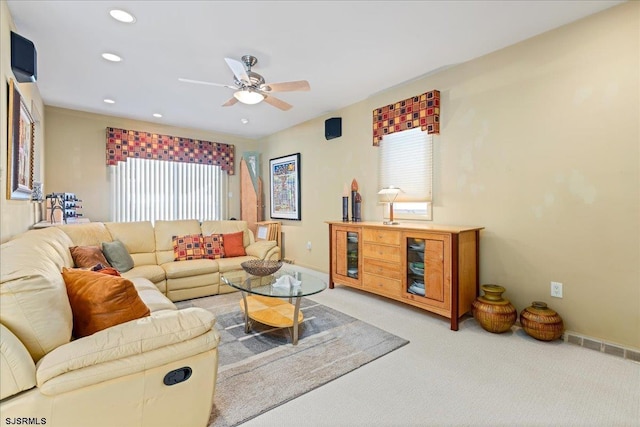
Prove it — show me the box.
[472,284,517,333]
[520,301,564,341]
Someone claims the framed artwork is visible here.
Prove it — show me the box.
[269,153,301,220]
[6,78,34,200]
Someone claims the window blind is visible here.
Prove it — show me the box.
[110,158,226,223]
[378,127,433,203]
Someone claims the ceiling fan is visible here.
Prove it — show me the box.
[178,55,310,111]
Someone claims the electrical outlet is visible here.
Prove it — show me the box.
[551,281,563,298]
[306,241,312,250]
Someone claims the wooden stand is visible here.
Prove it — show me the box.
[256,221,282,253]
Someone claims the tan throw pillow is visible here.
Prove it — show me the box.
[172,234,204,261]
[202,234,224,259]
[69,246,112,269]
[222,231,246,257]
[62,268,150,338]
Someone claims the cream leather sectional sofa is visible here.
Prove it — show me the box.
[0,219,280,427]
[59,219,281,301]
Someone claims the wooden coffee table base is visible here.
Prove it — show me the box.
[239,295,304,344]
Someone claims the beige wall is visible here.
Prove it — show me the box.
[7,2,638,348]
[260,2,639,348]
[0,0,46,242]
[44,107,258,222]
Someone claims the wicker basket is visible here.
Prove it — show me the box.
[240,260,283,277]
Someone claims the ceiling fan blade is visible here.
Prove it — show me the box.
[224,57,250,85]
[263,95,292,111]
[264,80,310,92]
[178,77,236,90]
[222,97,239,107]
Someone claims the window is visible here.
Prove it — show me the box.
[109,158,227,223]
[378,127,433,221]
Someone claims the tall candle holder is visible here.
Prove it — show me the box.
[342,196,349,222]
[350,178,359,222]
[351,191,357,222]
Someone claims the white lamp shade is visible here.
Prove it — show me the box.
[378,186,403,202]
[234,90,264,105]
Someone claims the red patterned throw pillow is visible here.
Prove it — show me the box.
[203,234,225,259]
[172,234,204,261]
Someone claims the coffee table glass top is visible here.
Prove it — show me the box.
[221,269,327,298]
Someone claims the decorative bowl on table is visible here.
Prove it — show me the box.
[240,259,283,276]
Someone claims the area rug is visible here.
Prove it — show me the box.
[176,292,409,427]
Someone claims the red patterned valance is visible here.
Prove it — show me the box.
[372,90,440,146]
[106,127,234,175]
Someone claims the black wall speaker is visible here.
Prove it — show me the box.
[325,117,342,140]
[11,31,37,83]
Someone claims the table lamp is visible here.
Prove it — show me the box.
[378,186,403,225]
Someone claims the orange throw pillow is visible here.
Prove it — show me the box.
[203,234,224,259]
[62,268,150,338]
[69,246,111,268]
[172,234,204,261]
[222,231,246,257]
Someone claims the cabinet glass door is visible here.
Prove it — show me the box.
[407,238,425,296]
[346,231,359,278]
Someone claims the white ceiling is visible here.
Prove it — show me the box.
[7,1,622,140]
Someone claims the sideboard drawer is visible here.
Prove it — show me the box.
[363,273,401,298]
[363,258,403,280]
[362,228,401,245]
[362,243,401,263]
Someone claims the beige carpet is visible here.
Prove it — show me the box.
[241,279,640,427]
[176,292,409,427]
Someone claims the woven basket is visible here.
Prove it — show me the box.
[241,260,283,277]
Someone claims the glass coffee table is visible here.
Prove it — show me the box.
[221,269,327,345]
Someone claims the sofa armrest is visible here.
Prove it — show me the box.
[36,308,218,393]
[245,240,278,260]
[1,324,36,399]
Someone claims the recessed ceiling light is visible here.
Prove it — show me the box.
[103,98,115,104]
[153,113,163,118]
[240,118,249,124]
[101,52,122,62]
[109,9,136,23]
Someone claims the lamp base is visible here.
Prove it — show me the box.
[382,220,399,225]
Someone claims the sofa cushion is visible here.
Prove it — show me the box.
[202,234,224,259]
[70,246,111,268]
[129,278,176,313]
[58,222,113,247]
[216,255,259,273]
[104,221,156,267]
[173,234,205,261]
[162,259,218,279]
[1,235,73,362]
[0,324,37,400]
[101,240,135,272]
[222,231,246,257]
[121,264,166,284]
[35,308,219,395]
[62,269,150,338]
[245,240,278,259]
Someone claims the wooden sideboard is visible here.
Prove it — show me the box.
[327,221,483,330]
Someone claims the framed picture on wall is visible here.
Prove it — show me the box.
[6,78,34,200]
[269,153,301,220]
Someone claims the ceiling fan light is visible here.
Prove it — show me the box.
[234,90,264,105]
